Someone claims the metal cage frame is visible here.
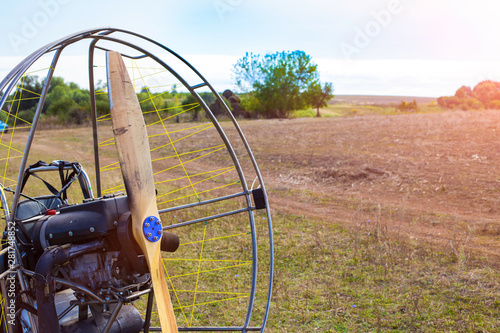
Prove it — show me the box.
[0,27,274,333]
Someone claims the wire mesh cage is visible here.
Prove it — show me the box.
[0,28,273,332]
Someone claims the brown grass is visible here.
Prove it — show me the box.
[238,110,500,263]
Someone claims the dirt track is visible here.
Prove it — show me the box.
[238,110,500,261]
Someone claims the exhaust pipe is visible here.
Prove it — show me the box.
[34,241,103,332]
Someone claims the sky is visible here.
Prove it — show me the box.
[0,0,499,97]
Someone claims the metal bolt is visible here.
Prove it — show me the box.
[49,233,53,239]
[113,221,118,226]
[153,236,158,241]
[90,227,95,232]
[145,222,150,227]
[157,230,162,235]
[68,231,73,236]
[155,220,161,225]
[146,233,152,237]
[149,217,155,222]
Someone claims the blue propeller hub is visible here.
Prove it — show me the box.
[143,216,163,242]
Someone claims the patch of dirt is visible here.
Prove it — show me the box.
[312,165,390,183]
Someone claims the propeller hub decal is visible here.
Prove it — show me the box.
[143,216,162,242]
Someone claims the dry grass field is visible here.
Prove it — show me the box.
[4,108,500,331]
[243,110,500,259]
[237,110,500,332]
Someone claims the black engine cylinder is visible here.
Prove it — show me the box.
[32,195,129,251]
[61,305,143,333]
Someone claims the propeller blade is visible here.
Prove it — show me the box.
[107,51,178,333]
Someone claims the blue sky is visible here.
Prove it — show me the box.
[1,0,499,96]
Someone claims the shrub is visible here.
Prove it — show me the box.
[489,100,500,109]
[396,100,418,112]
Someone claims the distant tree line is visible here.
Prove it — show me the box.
[3,75,109,125]
[437,81,500,110]
[3,50,335,126]
[2,76,218,126]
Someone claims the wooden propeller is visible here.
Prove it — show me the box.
[106,51,178,332]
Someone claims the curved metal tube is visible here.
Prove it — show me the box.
[79,34,261,329]
[0,27,274,332]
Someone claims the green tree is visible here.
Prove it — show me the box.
[306,81,334,117]
[180,93,217,121]
[455,85,472,99]
[472,80,500,108]
[234,50,321,118]
[94,80,110,116]
[7,75,43,121]
[44,77,92,124]
[181,94,202,121]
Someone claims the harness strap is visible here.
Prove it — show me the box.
[28,173,59,197]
